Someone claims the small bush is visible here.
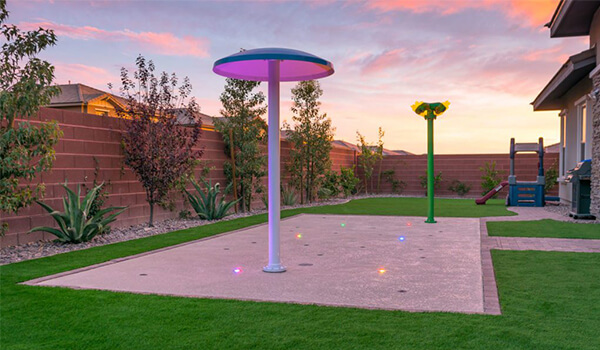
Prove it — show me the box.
[448,180,471,197]
[178,209,193,220]
[419,171,443,194]
[382,170,406,194]
[339,165,360,197]
[545,163,558,194]
[317,187,333,200]
[185,179,239,220]
[480,161,503,197]
[321,170,341,198]
[261,192,268,209]
[30,183,126,243]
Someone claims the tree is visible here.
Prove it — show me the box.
[117,55,202,226]
[0,0,62,234]
[356,128,384,194]
[284,80,334,203]
[214,78,267,212]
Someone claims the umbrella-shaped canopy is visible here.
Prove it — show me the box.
[213,48,334,81]
[213,48,334,273]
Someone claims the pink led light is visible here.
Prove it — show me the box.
[233,267,243,274]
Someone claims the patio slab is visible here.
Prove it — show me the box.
[28,214,483,314]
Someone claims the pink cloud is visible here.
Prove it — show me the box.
[53,62,119,89]
[19,21,210,57]
[521,45,568,63]
[361,49,408,75]
[364,0,558,27]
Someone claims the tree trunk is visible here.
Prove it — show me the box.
[149,202,154,227]
[240,182,246,212]
[377,158,383,193]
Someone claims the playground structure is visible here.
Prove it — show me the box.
[507,138,545,207]
[476,138,546,207]
[411,101,450,223]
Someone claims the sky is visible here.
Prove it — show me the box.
[6,0,590,154]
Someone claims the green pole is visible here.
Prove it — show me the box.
[425,116,436,224]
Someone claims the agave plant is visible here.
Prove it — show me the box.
[281,185,298,206]
[185,179,239,220]
[29,183,126,243]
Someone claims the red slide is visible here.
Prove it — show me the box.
[475,181,509,205]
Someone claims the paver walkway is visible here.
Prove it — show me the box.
[480,207,600,315]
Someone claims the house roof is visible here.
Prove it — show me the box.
[532,47,596,111]
[169,108,218,128]
[545,142,560,153]
[331,140,409,155]
[49,83,127,107]
[332,140,360,152]
[547,0,600,38]
[392,150,415,156]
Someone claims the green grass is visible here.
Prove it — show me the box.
[299,197,514,217]
[488,219,600,239]
[2,197,598,349]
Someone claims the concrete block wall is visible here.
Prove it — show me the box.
[361,153,559,197]
[1,108,559,247]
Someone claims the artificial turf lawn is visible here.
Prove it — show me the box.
[299,197,514,218]
[3,197,598,349]
[487,219,600,239]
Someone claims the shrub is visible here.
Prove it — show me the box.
[419,171,443,194]
[317,187,333,200]
[185,179,238,220]
[545,163,558,194]
[480,161,503,197]
[282,185,298,206]
[321,170,341,198]
[339,165,360,197]
[382,170,406,194]
[29,183,126,243]
[448,180,471,197]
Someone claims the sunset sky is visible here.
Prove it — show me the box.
[8,0,590,154]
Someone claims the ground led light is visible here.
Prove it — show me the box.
[232,267,243,274]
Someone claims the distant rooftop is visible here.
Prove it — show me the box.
[331,140,412,155]
[49,83,127,106]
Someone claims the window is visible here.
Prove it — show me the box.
[576,101,587,161]
[559,110,567,176]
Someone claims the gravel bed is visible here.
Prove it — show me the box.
[0,197,351,266]
[4,194,596,266]
[543,203,599,224]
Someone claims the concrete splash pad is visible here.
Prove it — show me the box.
[28,214,483,313]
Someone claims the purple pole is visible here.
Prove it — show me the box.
[263,60,286,273]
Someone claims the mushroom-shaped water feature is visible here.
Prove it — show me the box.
[213,48,334,272]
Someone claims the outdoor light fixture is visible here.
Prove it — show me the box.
[411,101,450,224]
[213,48,334,273]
